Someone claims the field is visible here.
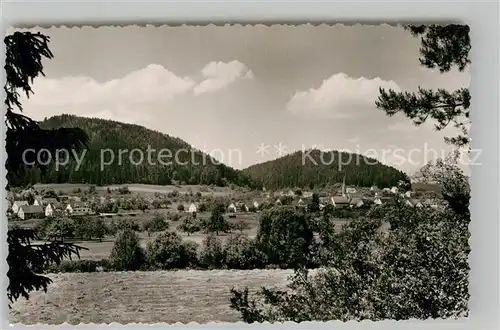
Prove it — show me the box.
[8,269,295,324]
[32,183,239,197]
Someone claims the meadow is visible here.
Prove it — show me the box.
[9,269,295,324]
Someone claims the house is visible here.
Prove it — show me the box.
[404,191,412,198]
[370,186,378,191]
[410,199,423,208]
[253,201,260,209]
[11,201,29,214]
[390,187,399,194]
[66,203,92,216]
[302,191,313,198]
[188,203,197,213]
[286,190,295,197]
[404,199,414,207]
[44,203,59,217]
[33,196,44,206]
[346,187,357,194]
[331,196,350,208]
[228,203,237,213]
[350,198,364,208]
[275,198,282,205]
[241,204,249,212]
[373,197,383,205]
[18,205,45,220]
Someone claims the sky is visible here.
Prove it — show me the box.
[15,24,470,174]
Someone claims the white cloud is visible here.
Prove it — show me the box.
[21,61,254,123]
[286,73,401,119]
[193,60,254,95]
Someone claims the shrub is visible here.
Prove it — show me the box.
[146,231,190,269]
[118,186,131,194]
[182,240,200,268]
[224,235,267,269]
[177,204,185,212]
[110,229,146,271]
[199,235,226,269]
[112,218,141,232]
[46,259,112,273]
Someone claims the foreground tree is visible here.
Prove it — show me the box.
[376,25,471,147]
[5,31,88,305]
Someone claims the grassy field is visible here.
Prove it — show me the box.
[8,269,295,324]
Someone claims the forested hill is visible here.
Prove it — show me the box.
[242,149,409,190]
[14,114,257,188]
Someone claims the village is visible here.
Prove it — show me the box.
[7,181,442,222]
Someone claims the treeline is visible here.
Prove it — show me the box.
[243,149,409,189]
[11,114,257,188]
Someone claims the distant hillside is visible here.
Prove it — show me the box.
[242,149,409,189]
[13,114,257,188]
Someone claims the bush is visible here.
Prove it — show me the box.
[110,229,146,271]
[224,235,268,269]
[46,259,112,273]
[118,186,131,194]
[112,218,141,232]
[177,204,185,212]
[182,240,200,268]
[146,231,191,269]
[199,235,226,269]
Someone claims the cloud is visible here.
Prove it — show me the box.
[193,60,254,95]
[21,61,253,123]
[286,73,401,119]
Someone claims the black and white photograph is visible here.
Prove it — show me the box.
[5,24,471,324]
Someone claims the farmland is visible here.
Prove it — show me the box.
[8,269,295,324]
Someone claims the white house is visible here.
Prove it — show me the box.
[297,198,304,205]
[373,197,383,205]
[391,186,399,194]
[45,203,58,217]
[275,198,282,205]
[410,199,423,208]
[405,191,412,198]
[188,203,197,213]
[346,187,357,194]
[228,203,237,213]
[331,196,350,208]
[253,201,260,209]
[370,186,378,191]
[286,190,295,197]
[33,196,44,206]
[12,201,28,214]
[302,191,313,198]
[66,203,92,216]
[351,198,364,208]
[18,205,44,220]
